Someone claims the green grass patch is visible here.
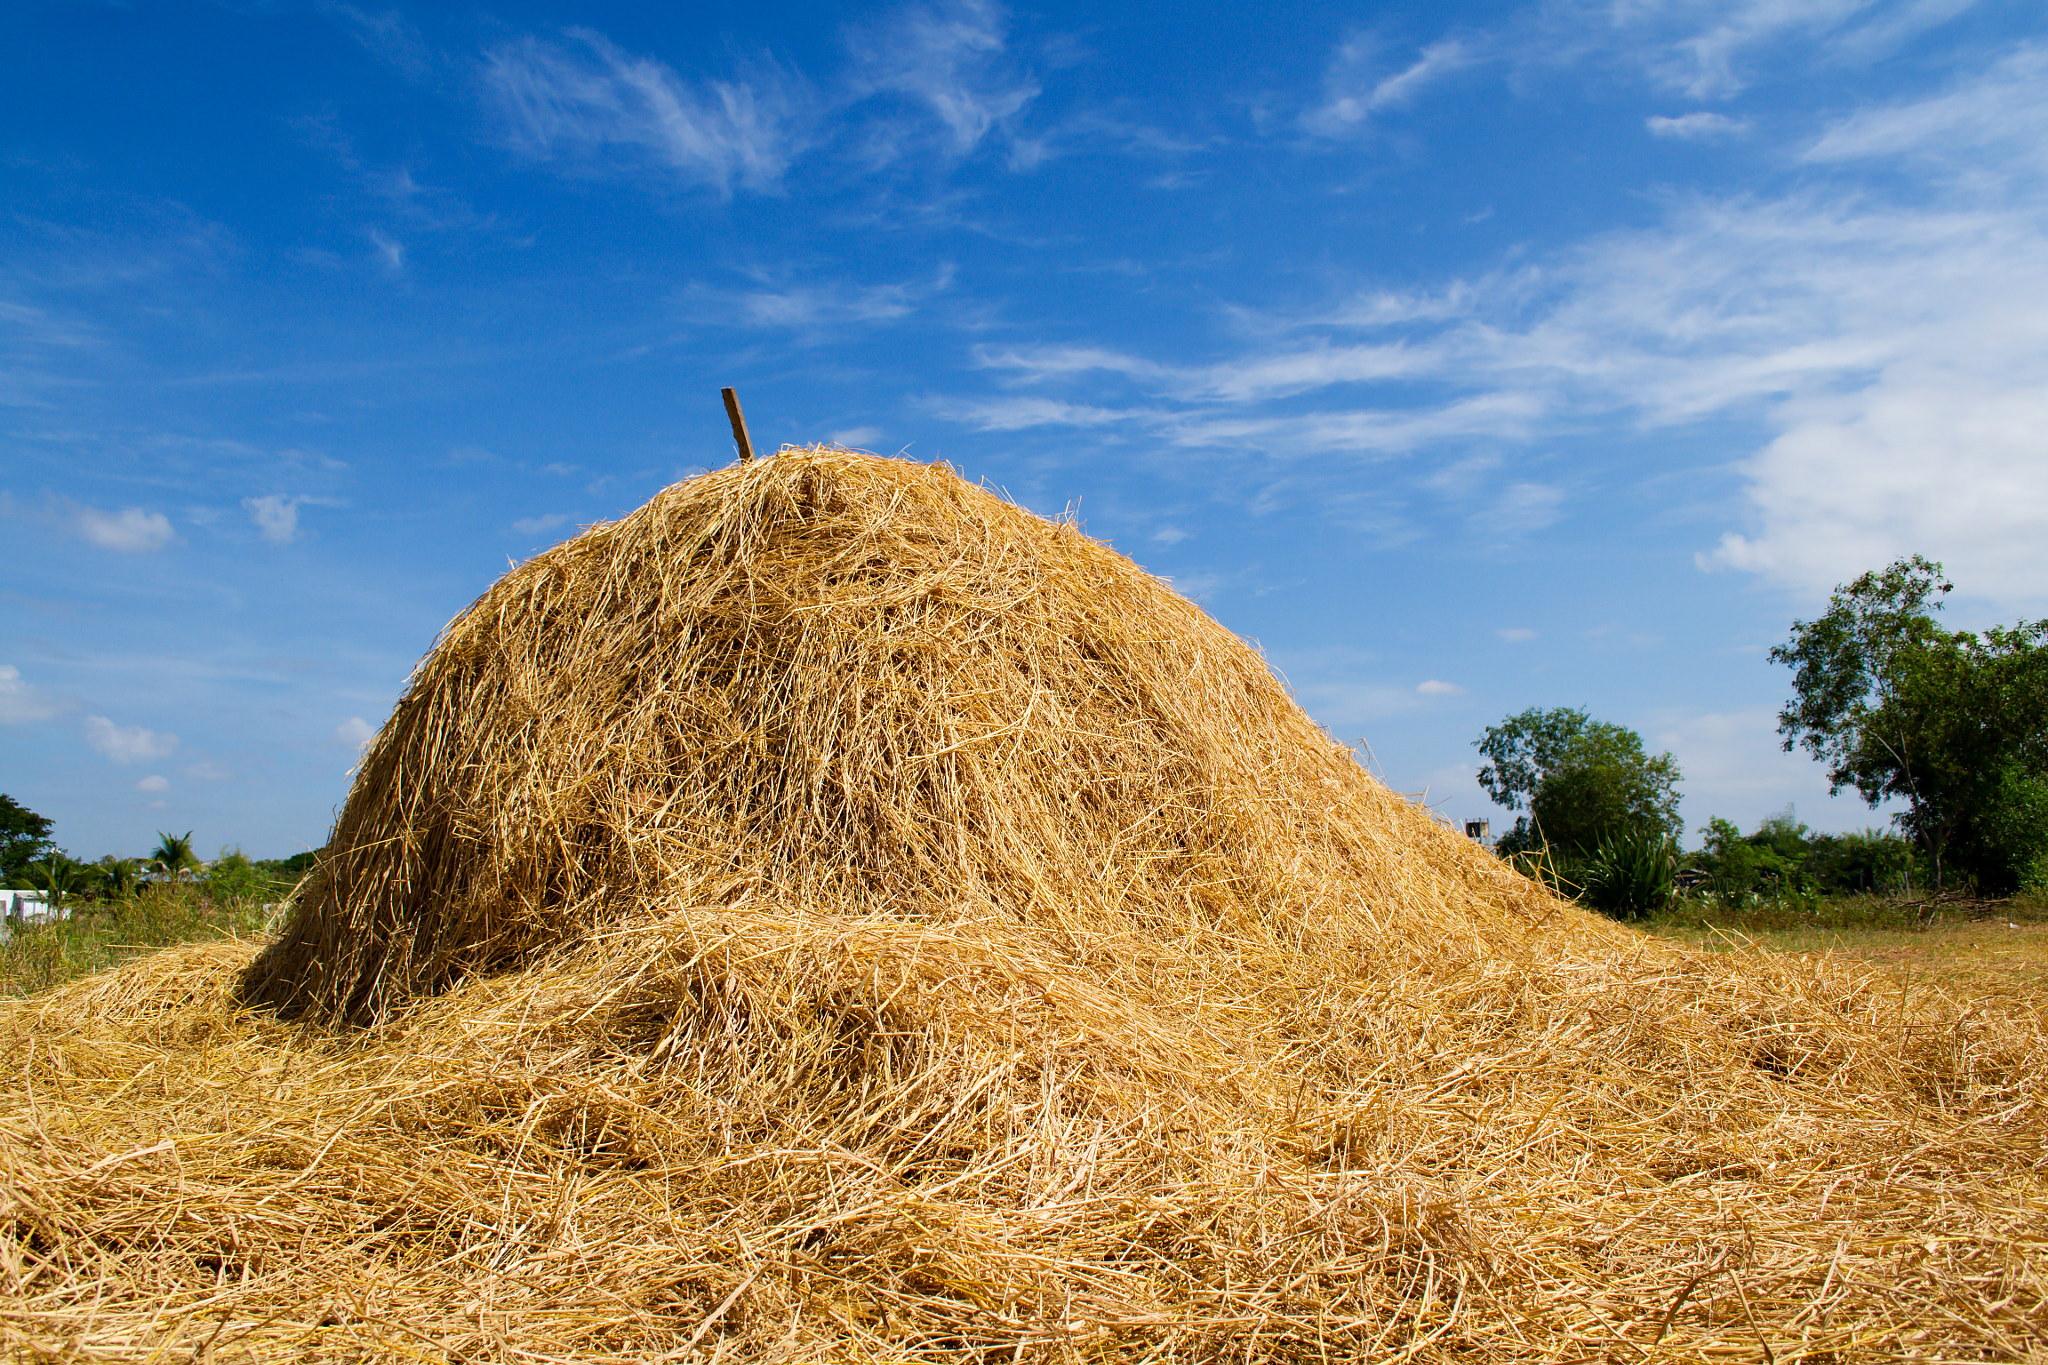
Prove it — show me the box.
[0,885,278,998]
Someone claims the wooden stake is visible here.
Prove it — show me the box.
[721,387,755,464]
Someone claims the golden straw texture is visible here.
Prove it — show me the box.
[2,448,2042,1361]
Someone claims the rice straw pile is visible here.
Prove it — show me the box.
[2,447,2043,1362]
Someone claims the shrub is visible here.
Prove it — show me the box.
[1578,828,1676,919]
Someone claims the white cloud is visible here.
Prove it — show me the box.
[828,426,884,447]
[333,716,376,748]
[0,665,59,723]
[243,495,302,545]
[1559,0,1975,101]
[967,46,2048,607]
[1304,35,1476,136]
[941,396,1139,431]
[1416,679,1466,696]
[1700,377,2048,597]
[1646,111,1751,138]
[512,512,575,536]
[75,506,173,553]
[1495,627,1538,642]
[368,229,405,274]
[1150,525,1187,545]
[84,716,177,763]
[183,761,231,782]
[846,0,1038,155]
[481,30,805,194]
[135,774,169,793]
[1803,41,2048,170]
[736,266,953,328]
[1471,481,1565,539]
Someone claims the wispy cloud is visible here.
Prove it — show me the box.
[1416,679,1466,696]
[734,264,955,328]
[1803,41,2048,169]
[1537,0,1985,100]
[327,4,432,77]
[1646,111,1751,138]
[84,715,177,763]
[136,774,169,793]
[511,512,575,535]
[75,505,174,553]
[955,45,2048,605]
[367,228,405,273]
[845,0,1039,156]
[481,30,807,195]
[1303,35,1477,136]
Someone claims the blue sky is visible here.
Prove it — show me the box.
[5,0,2046,861]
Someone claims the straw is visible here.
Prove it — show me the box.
[1,447,2041,1361]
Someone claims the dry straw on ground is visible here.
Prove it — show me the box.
[3,447,2043,1362]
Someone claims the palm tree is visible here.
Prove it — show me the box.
[24,852,90,909]
[97,856,140,900]
[151,831,199,880]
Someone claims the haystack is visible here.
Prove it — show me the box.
[2,447,2042,1362]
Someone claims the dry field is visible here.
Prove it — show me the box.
[2,450,2041,1362]
[1653,905,2048,1017]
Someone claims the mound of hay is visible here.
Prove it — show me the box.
[2,448,2043,1362]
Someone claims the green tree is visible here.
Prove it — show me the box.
[1475,706,1683,859]
[94,856,141,900]
[150,831,201,880]
[1771,556,2048,893]
[23,851,90,907]
[207,848,269,902]
[1,794,56,888]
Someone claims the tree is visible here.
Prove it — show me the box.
[207,848,270,902]
[24,851,90,907]
[1474,707,1683,859]
[1771,556,2048,893]
[1,794,56,888]
[94,856,141,900]
[150,831,200,879]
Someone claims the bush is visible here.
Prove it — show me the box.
[1578,829,1676,919]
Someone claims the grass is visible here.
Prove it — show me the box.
[0,884,277,997]
[1643,888,2048,1007]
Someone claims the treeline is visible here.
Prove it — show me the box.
[0,800,319,906]
[1690,810,1912,901]
[1475,556,2046,917]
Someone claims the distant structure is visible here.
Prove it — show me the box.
[0,889,62,944]
[1464,819,1492,846]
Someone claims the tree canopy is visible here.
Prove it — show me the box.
[1474,707,1683,859]
[150,831,201,878]
[1772,556,2048,893]
[1,794,56,888]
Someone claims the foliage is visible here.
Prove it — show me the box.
[0,882,274,997]
[150,830,200,878]
[207,847,289,902]
[1772,556,2048,893]
[1475,707,1683,859]
[1688,809,1915,901]
[93,856,141,900]
[1577,827,1677,918]
[22,852,92,907]
[0,794,56,889]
